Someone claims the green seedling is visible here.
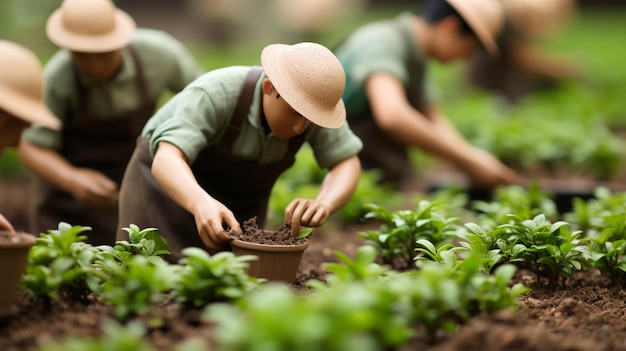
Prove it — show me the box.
[173,248,261,308]
[297,227,314,239]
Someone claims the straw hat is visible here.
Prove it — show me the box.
[46,0,136,53]
[446,0,505,57]
[261,42,346,129]
[502,0,576,38]
[0,41,60,130]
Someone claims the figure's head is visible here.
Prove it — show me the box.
[0,41,60,151]
[420,0,504,62]
[260,42,346,139]
[46,0,136,81]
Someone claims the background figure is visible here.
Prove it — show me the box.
[467,0,580,103]
[18,0,203,244]
[117,43,362,263]
[334,0,520,189]
[0,40,60,232]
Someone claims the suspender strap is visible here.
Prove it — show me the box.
[221,66,264,150]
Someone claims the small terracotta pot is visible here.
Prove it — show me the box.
[0,231,36,318]
[231,231,309,283]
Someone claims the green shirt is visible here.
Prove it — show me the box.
[335,12,433,116]
[22,28,204,150]
[143,66,362,169]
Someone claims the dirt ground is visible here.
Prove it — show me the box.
[1,176,626,351]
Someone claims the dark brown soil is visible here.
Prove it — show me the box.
[230,216,309,246]
[1,176,626,351]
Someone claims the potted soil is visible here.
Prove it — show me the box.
[0,231,36,318]
[230,217,309,283]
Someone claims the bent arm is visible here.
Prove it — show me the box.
[151,141,238,249]
[365,73,520,188]
[316,155,361,214]
[365,73,477,166]
[285,155,361,235]
[18,139,118,208]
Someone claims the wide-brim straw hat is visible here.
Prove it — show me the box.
[46,0,136,53]
[502,0,576,38]
[261,42,346,129]
[446,0,504,57]
[0,41,60,130]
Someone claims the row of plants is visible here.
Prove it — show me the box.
[360,185,626,287]
[22,219,526,350]
[25,183,626,350]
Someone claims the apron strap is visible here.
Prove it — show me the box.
[220,66,264,150]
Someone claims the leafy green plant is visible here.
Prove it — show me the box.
[97,224,170,268]
[35,319,208,351]
[582,211,626,284]
[359,200,460,270]
[21,223,104,301]
[97,255,180,321]
[471,182,558,228]
[205,282,414,351]
[499,214,590,286]
[414,239,468,268]
[172,248,261,308]
[313,245,391,286]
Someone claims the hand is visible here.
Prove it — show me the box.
[0,213,14,232]
[70,168,119,208]
[192,196,240,250]
[284,198,330,236]
[461,148,522,190]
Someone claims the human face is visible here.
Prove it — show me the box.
[71,50,122,82]
[0,110,29,152]
[430,17,481,63]
[261,79,312,139]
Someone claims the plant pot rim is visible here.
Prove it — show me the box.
[230,238,309,252]
[0,231,36,249]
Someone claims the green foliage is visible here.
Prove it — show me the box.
[172,248,261,308]
[204,245,528,350]
[21,223,104,301]
[359,200,461,270]
[98,224,170,267]
[98,255,179,321]
[35,319,209,351]
[205,282,414,351]
[36,320,157,351]
[314,245,391,286]
[414,239,468,268]
[471,182,558,228]
[564,187,626,234]
[498,214,590,286]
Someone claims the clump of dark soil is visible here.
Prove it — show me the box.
[230,216,309,246]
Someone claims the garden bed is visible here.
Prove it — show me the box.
[0,208,626,351]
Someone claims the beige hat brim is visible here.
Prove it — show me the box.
[447,0,500,57]
[261,44,345,129]
[0,85,60,130]
[46,9,136,52]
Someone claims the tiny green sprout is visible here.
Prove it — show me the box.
[297,227,314,239]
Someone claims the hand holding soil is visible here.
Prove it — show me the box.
[284,198,329,236]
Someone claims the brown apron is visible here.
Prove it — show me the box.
[30,46,157,245]
[117,66,306,263]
